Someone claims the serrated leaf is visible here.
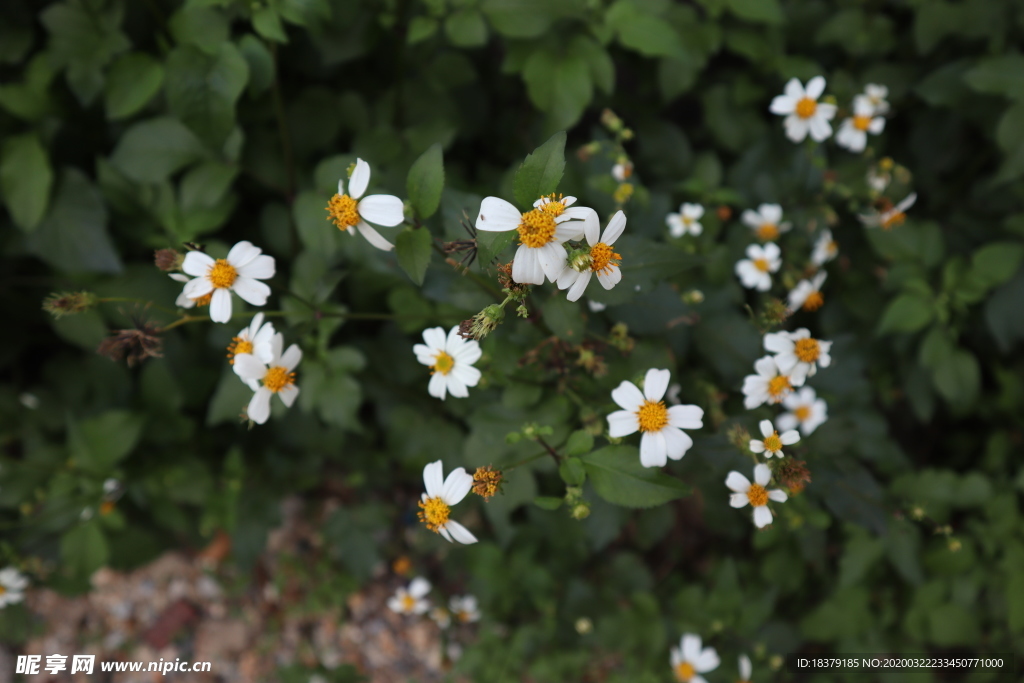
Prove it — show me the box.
[407,143,444,219]
[565,430,594,456]
[876,292,933,335]
[396,228,433,285]
[513,131,566,209]
[0,133,52,231]
[559,457,587,486]
[581,446,690,508]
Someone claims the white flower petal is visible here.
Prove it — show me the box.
[643,368,671,401]
[607,410,639,437]
[725,471,751,493]
[611,381,645,411]
[442,468,473,505]
[805,76,826,100]
[248,387,272,424]
[566,269,592,302]
[511,245,544,285]
[232,276,271,306]
[602,210,627,244]
[445,519,478,545]
[753,505,773,528]
[662,426,693,460]
[227,241,261,268]
[423,461,444,498]
[278,383,299,407]
[769,489,789,503]
[476,196,522,232]
[428,372,448,399]
[667,404,703,430]
[358,194,405,227]
[210,288,232,323]
[730,492,750,508]
[349,158,371,199]
[639,431,667,468]
[356,221,394,251]
[233,354,267,381]
[182,251,215,277]
[754,463,772,486]
[695,648,720,673]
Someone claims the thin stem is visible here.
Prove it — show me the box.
[535,436,562,465]
[431,241,503,298]
[502,450,548,471]
[99,298,178,316]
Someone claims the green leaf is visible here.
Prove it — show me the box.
[963,55,1024,100]
[104,52,165,120]
[932,349,980,408]
[559,457,587,486]
[165,43,249,149]
[522,48,592,131]
[71,410,144,471]
[169,5,230,54]
[513,131,566,209]
[968,241,1024,290]
[928,603,979,645]
[293,190,338,259]
[876,292,934,335]
[61,522,109,577]
[445,8,488,47]
[407,143,445,219]
[407,16,439,44]
[109,117,207,183]
[476,229,516,266]
[481,0,566,38]
[542,295,585,340]
[0,133,53,232]
[253,7,289,42]
[613,10,685,58]
[238,34,275,96]
[564,430,594,456]
[581,446,690,508]
[395,228,433,285]
[725,0,783,24]
[1008,571,1024,633]
[40,0,130,105]
[533,496,564,510]
[24,169,122,274]
[985,269,1024,352]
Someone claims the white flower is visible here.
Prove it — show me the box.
[176,242,275,323]
[764,328,832,379]
[612,161,633,182]
[749,419,800,458]
[232,333,301,424]
[855,83,890,115]
[666,203,704,237]
[418,460,478,544]
[810,229,838,266]
[769,76,837,143]
[227,313,276,388]
[102,478,120,495]
[777,386,828,436]
[735,243,781,291]
[607,368,704,468]
[741,356,807,410]
[170,273,210,309]
[860,193,917,230]
[556,210,626,302]
[741,204,791,242]
[787,272,827,313]
[449,595,481,623]
[413,326,482,400]
[474,194,593,285]
[738,654,753,683]
[387,577,431,615]
[835,98,885,153]
[670,633,720,683]
[326,158,405,251]
[0,567,28,608]
[587,300,607,313]
[867,167,890,192]
[726,464,788,528]
[430,606,451,629]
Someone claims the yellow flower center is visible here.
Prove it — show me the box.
[226,337,253,364]
[767,375,792,400]
[756,223,779,241]
[675,662,696,682]
[881,211,906,230]
[99,500,115,516]
[208,259,238,289]
[263,365,295,393]
[431,351,455,376]
[457,610,473,623]
[326,193,360,231]
[192,293,212,307]
[517,209,557,248]
[539,193,566,217]
[794,338,821,363]
[853,115,872,131]
[763,432,782,452]
[795,97,817,118]
[802,291,824,311]
[794,405,811,421]
[0,585,6,596]
[753,258,770,273]
[636,400,668,432]
[401,594,417,611]
[747,483,769,507]
[589,242,622,274]
[418,496,451,533]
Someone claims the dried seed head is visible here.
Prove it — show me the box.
[154,248,184,272]
[471,466,503,501]
[42,291,98,318]
[97,321,164,367]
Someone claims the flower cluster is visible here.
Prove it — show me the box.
[387,578,481,635]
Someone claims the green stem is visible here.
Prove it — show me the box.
[99,298,178,316]
[430,241,504,299]
[502,450,548,471]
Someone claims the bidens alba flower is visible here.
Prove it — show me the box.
[178,242,275,323]
[765,328,832,378]
[856,83,890,115]
[735,243,781,291]
[388,577,431,615]
[769,76,837,143]
[607,368,704,468]
[788,272,827,313]
[419,460,478,544]
[742,356,807,409]
[726,464,788,528]
[741,204,790,242]
[666,203,704,237]
[227,313,276,373]
[860,193,917,230]
[170,273,211,309]
[449,595,481,623]
[326,158,405,251]
[750,419,800,458]
[738,654,753,683]
[475,194,592,285]
[232,333,301,424]
[556,210,625,302]
[670,633,720,683]
[413,327,482,400]
[777,386,828,435]
[811,229,838,266]
[0,567,28,608]
[836,98,885,153]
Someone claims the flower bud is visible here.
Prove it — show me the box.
[42,291,98,318]
[154,248,184,272]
